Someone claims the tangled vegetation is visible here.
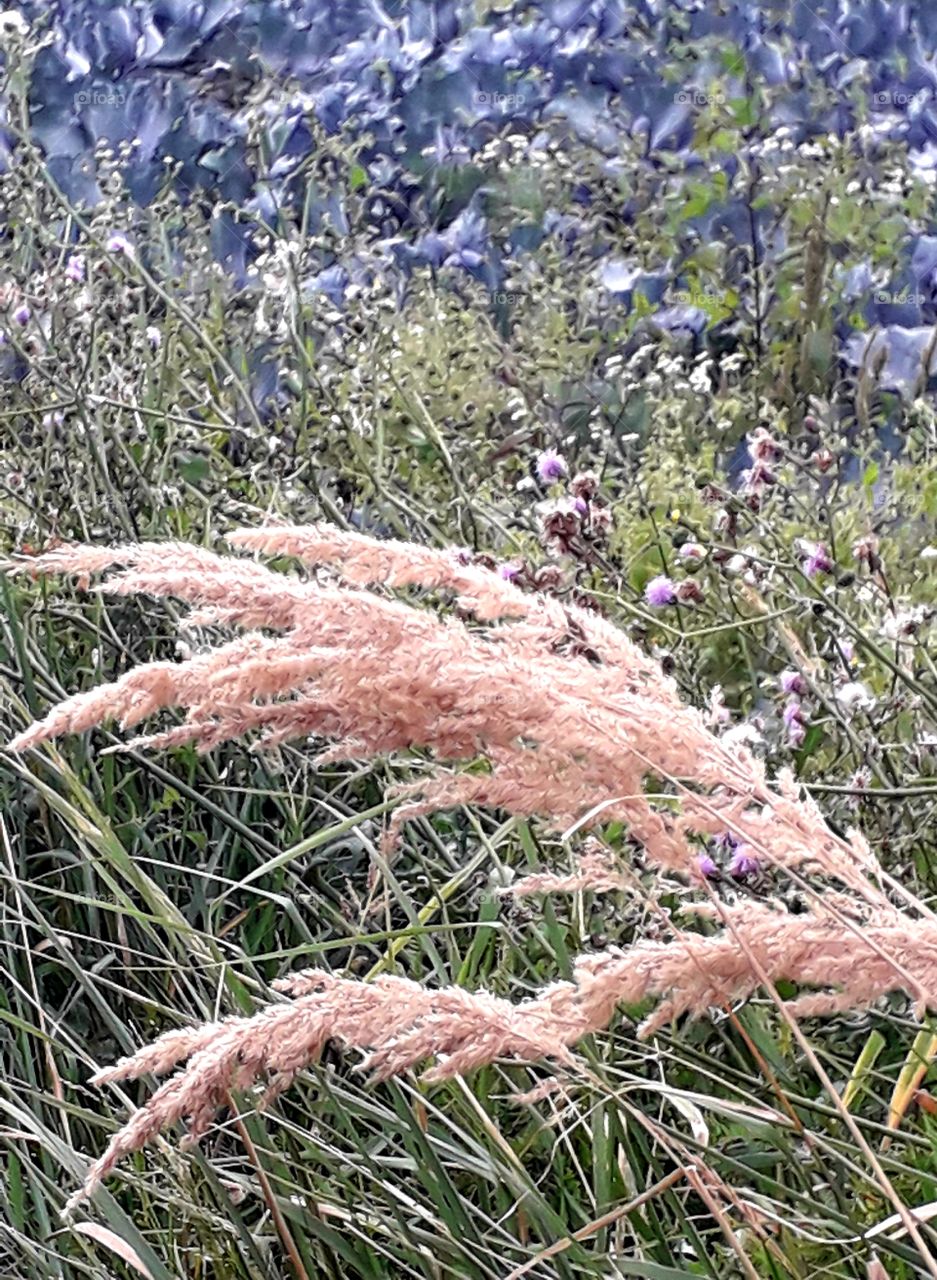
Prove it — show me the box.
[2,3,937,1279]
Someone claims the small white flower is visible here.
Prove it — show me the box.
[836,681,875,714]
[0,10,29,35]
[688,364,710,393]
[712,508,731,534]
[881,605,932,641]
[706,684,731,727]
[678,541,707,561]
[722,722,763,750]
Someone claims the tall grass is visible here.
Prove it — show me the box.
[5,477,937,1276]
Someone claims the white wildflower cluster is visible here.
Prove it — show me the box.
[881,604,934,641]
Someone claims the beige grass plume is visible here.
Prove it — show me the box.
[6,524,922,1212]
[62,899,937,1212]
[507,840,632,896]
[6,523,883,896]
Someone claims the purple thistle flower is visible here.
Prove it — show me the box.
[644,574,677,607]
[803,543,833,577]
[106,232,134,258]
[12,304,30,325]
[713,831,740,852]
[779,669,806,696]
[782,698,804,729]
[696,853,719,880]
[729,845,760,878]
[573,496,588,516]
[786,720,806,748]
[499,562,521,581]
[536,449,568,484]
[65,253,86,283]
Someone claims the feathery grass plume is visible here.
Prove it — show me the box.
[507,841,631,896]
[62,899,937,1211]
[5,525,884,897]
[7,526,929,1213]
[225,523,677,695]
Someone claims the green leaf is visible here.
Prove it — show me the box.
[729,96,758,126]
[178,452,210,485]
[842,1029,886,1111]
